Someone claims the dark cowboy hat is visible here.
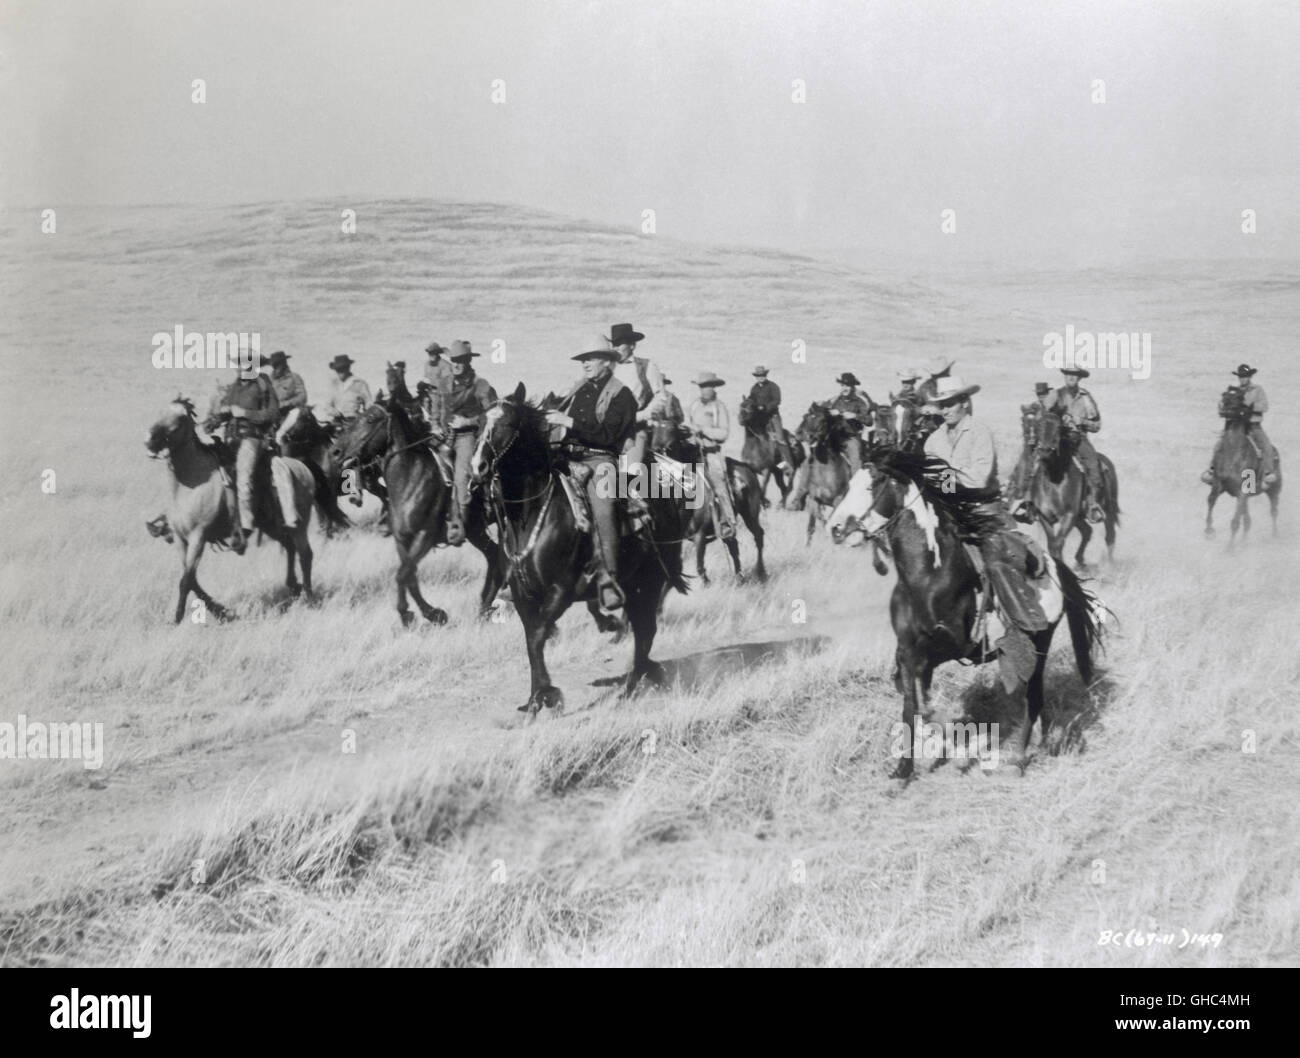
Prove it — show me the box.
[1233,363,1258,377]
[394,360,406,370]
[572,335,618,362]
[424,341,445,355]
[328,355,354,371]
[662,376,674,385]
[1035,381,1051,394]
[1061,364,1091,378]
[836,372,861,387]
[448,340,478,362]
[607,322,645,346]
[694,371,725,388]
[268,350,290,365]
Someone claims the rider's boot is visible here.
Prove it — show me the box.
[1200,468,1215,486]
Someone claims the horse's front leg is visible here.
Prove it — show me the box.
[892,645,919,782]
[695,527,709,584]
[295,528,314,600]
[1204,483,1220,538]
[1074,519,1092,570]
[528,583,568,712]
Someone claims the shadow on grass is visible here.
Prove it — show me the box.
[590,634,833,695]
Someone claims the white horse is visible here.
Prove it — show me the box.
[146,399,316,623]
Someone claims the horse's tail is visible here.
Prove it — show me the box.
[1102,454,1121,527]
[309,460,351,532]
[1056,559,1101,684]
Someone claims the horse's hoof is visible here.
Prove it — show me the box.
[399,610,415,628]
[537,686,564,712]
[644,660,667,687]
[423,607,448,625]
[1203,528,1215,539]
[889,761,915,783]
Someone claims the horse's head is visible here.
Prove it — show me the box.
[650,418,688,456]
[797,402,831,445]
[332,403,388,468]
[146,397,197,455]
[828,465,893,544]
[1034,408,1066,460]
[471,381,546,483]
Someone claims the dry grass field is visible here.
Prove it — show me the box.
[0,202,1296,966]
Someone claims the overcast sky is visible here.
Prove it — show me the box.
[2,0,1297,263]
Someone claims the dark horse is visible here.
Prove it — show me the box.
[1012,409,1119,567]
[651,419,766,583]
[328,406,390,514]
[738,396,802,508]
[336,394,504,625]
[471,385,688,714]
[870,397,931,454]
[1205,415,1281,542]
[276,409,350,536]
[827,450,1101,779]
[795,402,855,545]
[146,399,316,623]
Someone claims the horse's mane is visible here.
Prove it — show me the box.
[870,447,1004,538]
[174,394,197,419]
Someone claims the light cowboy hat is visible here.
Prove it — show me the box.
[752,364,770,377]
[572,335,618,362]
[328,355,355,371]
[425,341,445,355]
[896,365,921,383]
[693,371,725,387]
[607,322,645,346]
[929,375,981,405]
[448,340,478,362]
[1060,364,1090,378]
[927,355,955,378]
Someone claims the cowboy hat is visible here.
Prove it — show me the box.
[448,340,478,362]
[328,355,354,371]
[268,350,290,365]
[1233,363,1258,377]
[927,355,955,378]
[572,335,617,362]
[752,365,769,377]
[661,376,674,386]
[607,322,645,346]
[694,371,725,388]
[1034,381,1051,395]
[931,375,981,404]
[896,365,921,383]
[424,341,445,355]
[836,372,860,387]
[1060,364,1090,378]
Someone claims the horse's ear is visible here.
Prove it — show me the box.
[512,381,526,404]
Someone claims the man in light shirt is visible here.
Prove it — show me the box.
[686,371,736,540]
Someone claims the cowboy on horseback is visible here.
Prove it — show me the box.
[218,359,282,554]
[645,375,685,428]
[746,365,795,475]
[892,365,922,404]
[686,371,738,542]
[924,375,1050,632]
[267,350,308,451]
[605,322,662,523]
[1050,365,1106,523]
[1006,382,1054,501]
[323,354,372,423]
[828,372,874,472]
[546,337,640,613]
[443,341,497,546]
[1202,364,1278,488]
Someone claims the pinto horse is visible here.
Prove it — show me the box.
[146,399,316,623]
[1013,409,1119,567]
[336,395,503,625]
[652,420,766,583]
[827,451,1101,778]
[471,384,688,714]
[738,396,801,508]
[1205,416,1281,542]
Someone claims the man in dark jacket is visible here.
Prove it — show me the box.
[443,340,497,545]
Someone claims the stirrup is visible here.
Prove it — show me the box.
[598,578,625,613]
[1200,469,1215,486]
